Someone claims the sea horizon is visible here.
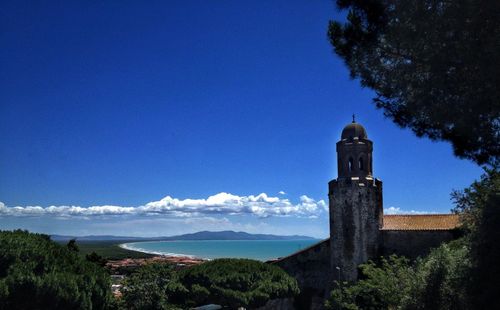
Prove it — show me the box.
[120,239,321,261]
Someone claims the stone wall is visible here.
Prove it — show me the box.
[381,229,460,258]
[272,228,460,309]
[272,239,331,310]
[329,177,383,282]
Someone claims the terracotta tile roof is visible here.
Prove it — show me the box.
[382,214,460,231]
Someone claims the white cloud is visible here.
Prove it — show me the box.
[384,206,436,215]
[0,192,327,219]
[278,191,286,195]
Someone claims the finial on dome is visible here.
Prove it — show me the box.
[352,114,356,123]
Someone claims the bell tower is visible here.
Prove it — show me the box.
[329,118,383,282]
[336,116,373,179]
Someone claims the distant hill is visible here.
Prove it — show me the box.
[163,231,315,241]
[51,230,315,242]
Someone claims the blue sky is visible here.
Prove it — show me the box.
[0,1,482,238]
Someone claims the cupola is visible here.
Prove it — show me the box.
[336,117,373,179]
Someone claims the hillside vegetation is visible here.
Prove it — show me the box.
[0,230,114,310]
[70,241,154,260]
[120,259,299,309]
[0,230,299,309]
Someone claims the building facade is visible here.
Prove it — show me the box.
[273,120,460,309]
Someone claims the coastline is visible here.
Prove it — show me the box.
[119,239,320,262]
[119,242,197,259]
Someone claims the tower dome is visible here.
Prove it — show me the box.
[341,121,367,140]
[336,118,373,179]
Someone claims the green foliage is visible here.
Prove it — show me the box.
[468,190,500,308]
[119,258,299,309]
[66,240,155,260]
[67,239,79,252]
[178,258,299,308]
[0,230,114,310]
[328,0,500,165]
[326,255,415,310]
[326,242,470,310]
[54,239,156,260]
[404,240,470,310]
[452,167,500,233]
[120,263,184,310]
[85,251,107,267]
[453,168,500,308]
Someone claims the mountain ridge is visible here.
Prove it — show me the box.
[50,230,316,242]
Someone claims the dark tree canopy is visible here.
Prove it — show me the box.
[326,243,470,310]
[452,168,500,308]
[179,259,299,308]
[328,0,500,165]
[0,230,114,310]
[120,263,184,310]
[120,259,299,309]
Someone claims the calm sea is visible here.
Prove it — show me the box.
[120,239,320,261]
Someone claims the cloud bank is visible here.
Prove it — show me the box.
[384,206,436,215]
[0,193,327,219]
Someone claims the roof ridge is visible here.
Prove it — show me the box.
[380,227,458,231]
[383,213,458,217]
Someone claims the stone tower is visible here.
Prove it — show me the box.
[329,119,383,282]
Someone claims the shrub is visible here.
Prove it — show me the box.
[120,263,185,310]
[404,240,470,310]
[178,258,299,308]
[326,241,470,310]
[326,255,415,310]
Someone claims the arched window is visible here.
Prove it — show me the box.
[348,157,354,172]
[359,157,364,170]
